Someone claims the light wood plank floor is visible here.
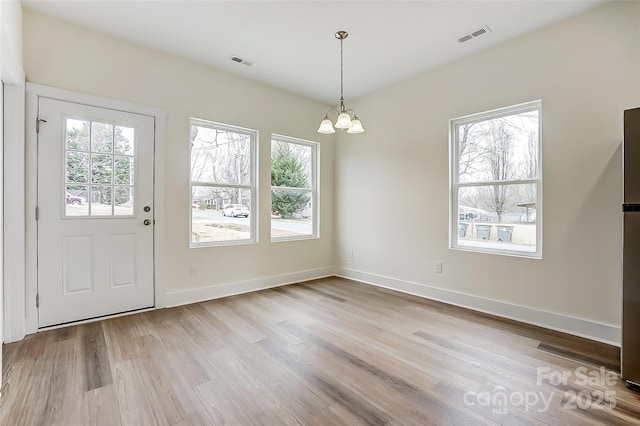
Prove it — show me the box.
[2,277,640,425]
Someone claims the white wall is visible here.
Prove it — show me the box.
[23,9,335,304]
[335,1,640,343]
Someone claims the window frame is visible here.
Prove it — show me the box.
[189,118,258,248]
[449,100,542,258]
[270,134,319,242]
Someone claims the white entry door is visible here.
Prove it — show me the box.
[37,97,155,327]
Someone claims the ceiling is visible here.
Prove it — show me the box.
[22,0,607,105]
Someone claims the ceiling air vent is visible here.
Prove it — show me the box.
[457,25,491,44]
[229,55,254,67]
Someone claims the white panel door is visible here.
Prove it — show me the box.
[37,97,155,327]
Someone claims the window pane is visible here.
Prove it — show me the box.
[191,185,252,244]
[92,122,114,153]
[91,186,113,216]
[270,136,318,241]
[114,126,135,155]
[114,156,132,184]
[65,185,88,216]
[271,140,311,189]
[114,187,134,216]
[190,125,251,185]
[271,190,313,239]
[66,151,89,183]
[66,119,89,151]
[458,109,539,183]
[457,184,537,252]
[451,101,541,257]
[92,154,113,184]
[189,119,256,247]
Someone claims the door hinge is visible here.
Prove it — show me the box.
[36,118,47,134]
[35,206,39,220]
[36,293,40,308]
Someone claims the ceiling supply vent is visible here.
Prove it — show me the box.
[229,55,254,67]
[457,25,491,43]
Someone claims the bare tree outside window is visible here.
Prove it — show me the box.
[189,119,256,246]
[451,101,542,257]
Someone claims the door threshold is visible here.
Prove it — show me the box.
[38,306,155,332]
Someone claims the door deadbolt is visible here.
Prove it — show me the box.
[144,206,151,212]
[143,219,151,226]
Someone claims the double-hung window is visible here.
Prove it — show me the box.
[271,134,319,241]
[450,100,542,258]
[190,118,257,247]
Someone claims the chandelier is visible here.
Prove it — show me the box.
[317,31,365,134]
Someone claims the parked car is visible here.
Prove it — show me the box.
[223,204,249,217]
[66,192,85,205]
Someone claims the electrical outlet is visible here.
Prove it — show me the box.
[190,265,198,277]
[434,261,443,273]
[348,249,353,258]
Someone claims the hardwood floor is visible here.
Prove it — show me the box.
[2,277,640,425]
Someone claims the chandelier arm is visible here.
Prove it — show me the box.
[323,108,340,119]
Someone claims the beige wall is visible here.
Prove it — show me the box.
[1,0,23,73]
[336,1,640,331]
[23,9,335,297]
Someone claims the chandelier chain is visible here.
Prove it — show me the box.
[340,36,344,103]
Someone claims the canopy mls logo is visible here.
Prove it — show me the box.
[463,385,553,415]
[463,366,618,416]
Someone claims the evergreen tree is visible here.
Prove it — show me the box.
[271,144,310,218]
[65,121,90,186]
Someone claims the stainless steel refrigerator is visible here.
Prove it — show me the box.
[622,107,640,391]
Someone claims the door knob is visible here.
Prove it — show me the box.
[143,219,151,226]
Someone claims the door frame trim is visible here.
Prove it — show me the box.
[3,78,26,343]
[23,83,167,336]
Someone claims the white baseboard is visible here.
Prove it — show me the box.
[164,267,336,308]
[335,267,621,346]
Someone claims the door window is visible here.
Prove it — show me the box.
[65,118,135,217]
